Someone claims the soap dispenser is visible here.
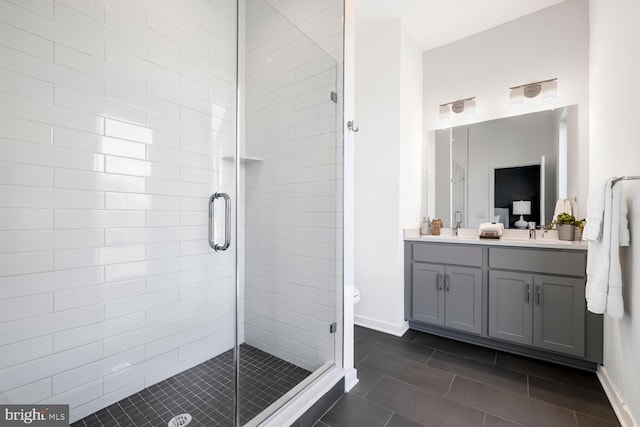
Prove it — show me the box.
[420,217,431,235]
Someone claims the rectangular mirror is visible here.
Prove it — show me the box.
[427,105,579,228]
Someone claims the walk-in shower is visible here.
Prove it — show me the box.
[0,0,344,425]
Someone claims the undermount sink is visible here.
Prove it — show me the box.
[419,233,479,241]
[453,235,480,240]
[429,229,478,239]
[530,237,566,244]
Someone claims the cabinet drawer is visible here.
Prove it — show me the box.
[489,248,586,277]
[413,243,482,267]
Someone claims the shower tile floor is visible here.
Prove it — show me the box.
[72,344,311,427]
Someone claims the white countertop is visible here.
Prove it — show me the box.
[404,228,587,251]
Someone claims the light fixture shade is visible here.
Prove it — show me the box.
[439,105,450,120]
[541,79,558,100]
[523,83,542,98]
[513,200,531,215]
[509,87,524,105]
[464,98,476,115]
[451,100,465,114]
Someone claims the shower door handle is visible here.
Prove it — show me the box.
[209,192,231,252]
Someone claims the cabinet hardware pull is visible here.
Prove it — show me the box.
[445,275,451,292]
[536,284,541,305]
[437,273,443,291]
[525,283,530,303]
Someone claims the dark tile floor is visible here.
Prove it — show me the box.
[72,344,310,427]
[318,326,620,427]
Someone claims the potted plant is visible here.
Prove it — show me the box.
[553,212,584,241]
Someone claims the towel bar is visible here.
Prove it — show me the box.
[612,176,640,186]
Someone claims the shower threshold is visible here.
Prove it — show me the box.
[72,344,311,427]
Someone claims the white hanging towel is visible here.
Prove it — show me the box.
[585,179,630,319]
[553,198,573,221]
[583,186,605,242]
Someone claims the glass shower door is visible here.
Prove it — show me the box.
[237,0,341,425]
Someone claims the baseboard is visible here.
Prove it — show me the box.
[597,366,637,427]
[344,367,359,392]
[354,314,409,337]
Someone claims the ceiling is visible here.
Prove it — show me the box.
[357,0,567,51]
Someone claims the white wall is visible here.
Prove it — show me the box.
[353,11,422,334]
[266,0,343,63]
[0,0,236,421]
[354,19,400,334]
[589,0,640,425]
[423,0,589,217]
[399,26,424,238]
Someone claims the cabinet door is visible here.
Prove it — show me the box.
[412,263,445,326]
[444,266,482,334]
[489,270,533,345]
[533,275,585,357]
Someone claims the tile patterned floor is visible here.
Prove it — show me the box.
[317,326,620,427]
[72,344,311,427]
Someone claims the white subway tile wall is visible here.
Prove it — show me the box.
[0,0,237,422]
[265,0,344,65]
[242,0,342,372]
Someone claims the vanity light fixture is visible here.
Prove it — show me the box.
[509,78,558,105]
[438,105,450,120]
[509,86,525,106]
[540,78,558,100]
[438,97,476,120]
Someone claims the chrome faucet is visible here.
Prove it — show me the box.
[453,211,463,236]
[528,222,536,239]
[453,221,462,236]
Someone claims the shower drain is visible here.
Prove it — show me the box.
[168,413,192,427]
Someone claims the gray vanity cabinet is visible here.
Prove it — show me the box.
[488,248,587,358]
[406,241,601,368]
[488,271,533,345]
[411,245,482,334]
[412,263,445,326]
[533,275,585,357]
[445,266,483,334]
[412,258,482,334]
[489,271,585,357]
